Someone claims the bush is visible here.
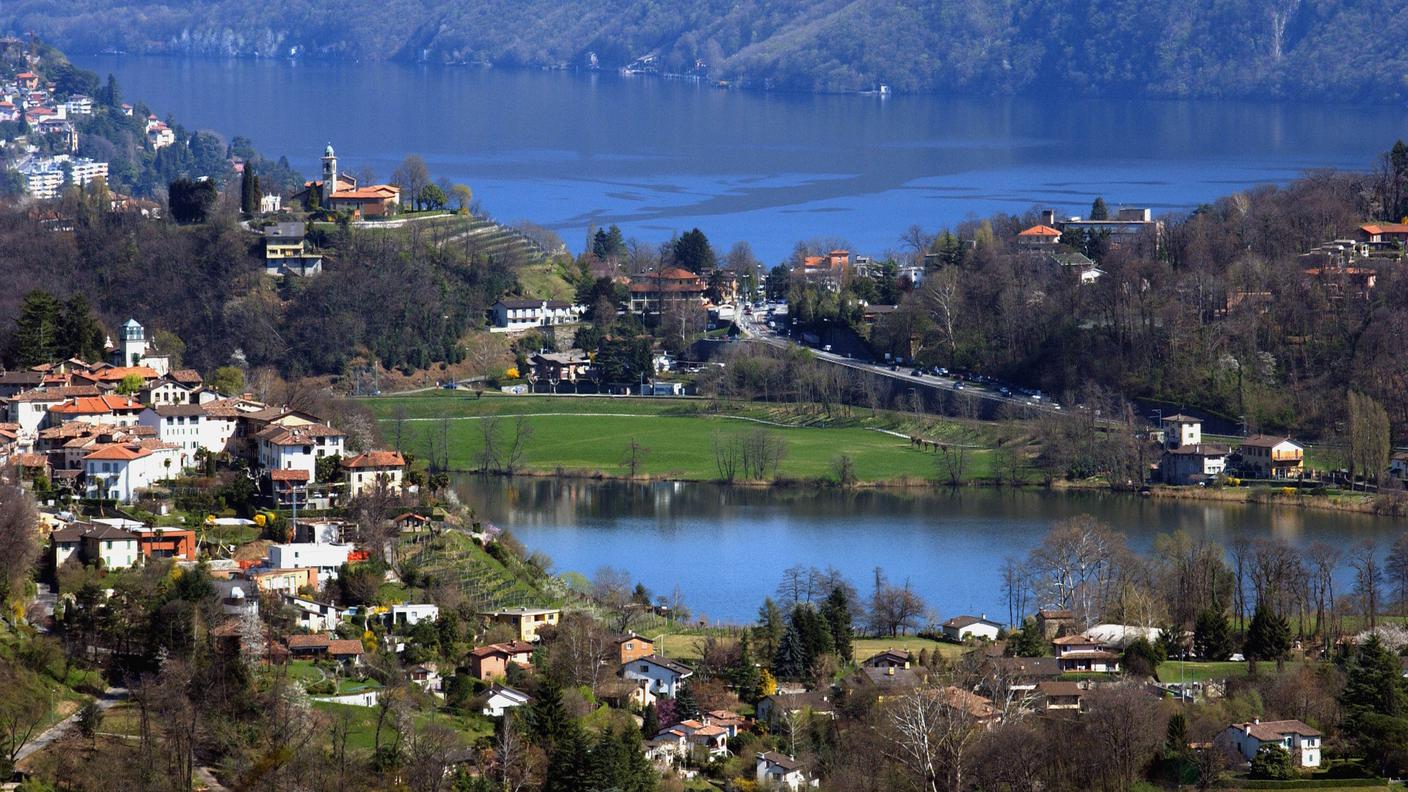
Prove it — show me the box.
[306,680,336,695]
[1250,744,1295,780]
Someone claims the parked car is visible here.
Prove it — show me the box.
[911,369,923,377]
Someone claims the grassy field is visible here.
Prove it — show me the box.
[368,392,1019,484]
[312,702,492,753]
[1154,660,1254,682]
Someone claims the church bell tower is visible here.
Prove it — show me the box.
[321,143,337,204]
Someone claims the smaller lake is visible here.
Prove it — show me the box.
[453,476,1406,625]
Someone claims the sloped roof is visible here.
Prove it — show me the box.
[51,395,144,414]
[1241,435,1300,449]
[1018,224,1062,237]
[341,450,406,469]
[84,444,153,461]
[257,423,345,446]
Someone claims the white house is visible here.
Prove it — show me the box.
[1216,719,1322,769]
[1160,445,1228,485]
[341,450,406,497]
[621,655,693,698]
[285,595,344,632]
[83,442,179,503]
[489,299,584,332]
[941,615,1003,642]
[756,752,815,790]
[266,542,353,584]
[384,603,439,629]
[1392,451,1408,481]
[480,684,531,717]
[1163,414,1203,449]
[49,522,140,570]
[256,422,346,481]
[1052,634,1121,673]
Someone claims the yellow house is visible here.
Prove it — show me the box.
[1239,436,1304,479]
[481,606,561,642]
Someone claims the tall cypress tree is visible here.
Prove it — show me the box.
[733,633,763,702]
[821,585,854,662]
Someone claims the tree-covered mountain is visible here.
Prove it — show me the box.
[5,0,1408,100]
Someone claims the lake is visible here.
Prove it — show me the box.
[453,476,1405,625]
[77,55,1408,261]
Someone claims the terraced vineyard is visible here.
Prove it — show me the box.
[447,217,553,263]
[403,530,557,611]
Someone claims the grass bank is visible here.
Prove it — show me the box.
[368,392,1031,486]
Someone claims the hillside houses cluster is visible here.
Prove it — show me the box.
[1,317,407,506]
[1154,414,1307,486]
[0,64,116,199]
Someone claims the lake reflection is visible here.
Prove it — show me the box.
[455,476,1405,624]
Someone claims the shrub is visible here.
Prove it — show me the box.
[1250,744,1295,780]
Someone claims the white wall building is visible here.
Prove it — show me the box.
[266,541,353,584]
[83,442,179,503]
[1216,719,1322,769]
[385,603,440,629]
[621,655,693,698]
[12,154,109,200]
[489,299,585,332]
[481,684,531,717]
[257,423,346,481]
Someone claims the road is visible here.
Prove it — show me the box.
[15,687,128,766]
[735,308,1079,418]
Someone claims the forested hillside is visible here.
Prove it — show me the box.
[5,0,1408,100]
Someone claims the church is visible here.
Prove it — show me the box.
[294,144,401,218]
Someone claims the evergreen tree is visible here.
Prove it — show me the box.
[57,293,105,361]
[756,597,785,661]
[588,726,631,791]
[12,290,60,366]
[773,623,807,680]
[240,166,261,214]
[529,677,573,749]
[820,585,854,662]
[732,633,763,702]
[1244,601,1291,672]
[1340,634,1408,774]
[1249,744,1295,780]
[592,228,611,259]
[672,228,716,273]
[1005,618,1047,657]
[1089,196,1110,220]
[674,678,700,721]
[543,725,590,792]
[1193,608,1234,661]
[792,604,834,670]
[101,74,120,108]
[640,702,660,738]
[616,726,657,792]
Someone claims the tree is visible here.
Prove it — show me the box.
[168,177,218,223]
[1249,744,1295,780]
[100,73,121,108]
[772,623,807,680]
[450,184,473,213]
[11,290,60,367]
[756,598,785,661]
[1348,391,1391,490]
[418,183,447,211]
[207,365,245,395]
[1089,196,1110,221]
[393,155,431,209]
[240,166,262,214]
[1193,608,1234,661]
[674,679,700,721]
[57,294,105,362]
[115,373,144,395]
[0,484,40,612]
[1340,634,1408,775]
[671,228,715,273]
[620,437,649,478]
[820,585,854,662]
[1244,600,1291,673]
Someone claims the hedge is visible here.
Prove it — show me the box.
[1220,778,1386,789]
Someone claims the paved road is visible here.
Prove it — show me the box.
[15,687,128,766]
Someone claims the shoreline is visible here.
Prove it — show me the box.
[448,466,1401,517]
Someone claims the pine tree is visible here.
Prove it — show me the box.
[756,597,785,661]
[820,585,854,662]
[240,166,257,214]
[1340,634,1408,774]
[1090,196,1109,220]
[57,293,105,361]
[12,290,60,366]
[617,726,657,792]
[1194,608,1234,661]
[588,726,630,791]
[543,725,590,792]
[674,678,700,721]
[732,633,763,702]
[529,677,573,749]
[640,702,660,738]
[773,623,807,680]
[1244,601,1291,672]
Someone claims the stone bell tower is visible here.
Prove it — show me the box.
[321,143,337,204]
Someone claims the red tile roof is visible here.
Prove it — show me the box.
[50,395,144,414]
[1018,224,1062,237]
[84,443,153,461]
[270,469,310,482]
[341,450,406,468]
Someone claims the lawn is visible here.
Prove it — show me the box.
[656,633,964,664]
[1155,660,1254,682]
[369,393,1001,483]
[311,702,492,754]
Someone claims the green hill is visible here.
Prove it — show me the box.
[7,0,1408,100]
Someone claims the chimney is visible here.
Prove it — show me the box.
[1040,209,1055,226]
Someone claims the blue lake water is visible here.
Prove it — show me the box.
[454,476,1405,625]
[77,55,1408,261]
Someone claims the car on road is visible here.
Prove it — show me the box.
[442,382,457,390]
[889,364,899,371]
[911,369,923,377]
[952,382,964,390]
[998,386,1011,396]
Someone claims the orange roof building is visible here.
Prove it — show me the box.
[342,449,406,497]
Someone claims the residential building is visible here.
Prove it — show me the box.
[145,116,175,149]
[1017,224,1062,247]
[247,567,317,596]
[481,606,561,642]
[341,450,406,497]
[1048,207,1164,245]
[756,752,813,790]
[1161,444,1228,485]
[262,222,322,276]
[529,351,594,385]
[83,441,179,503]
[49,394,145,427]
[286,634,332,659]
[794,250,851,290]
[328,638,364,667]
[621,655,693,698]
[1048,251,1103,283]
[285,596,344,633]
[77,523,140,569]
[1162,414,1203,449]
[1238,436,1305,479]
[130,526,196,560]
[269,469,310,509]
[1053,634,1121,673]
[407,662,442,694]
[755,691,834,729]
[478,683,531,717]
[11,154,109,199]
[1216,719,1322,768]
[1035,608,1074,640]
[384,603,439,629]
[941,615,1003,642]
[467,641,535,680]
[257,422,346,481]
[1356,223,1408,245]
[111,319,171,374]
[266,541,353,584]
[628,267,708,313]
[1036,681,1085,712]
[615,632,655,666]
[862,649,912,670]
[140,398,262,466]
[489,299,584,331]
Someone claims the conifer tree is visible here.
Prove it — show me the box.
[1193,608,1233,661]
[674,678,700,721]
[529,677,573,750]
[12,290,60,366]
[1244,601,1291,672]
[732,633,763,702]
[640,702,660,738]
[58,293,105,361]
[773,623,807,680]
[821,585,854,662]
[544,725,590,792]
